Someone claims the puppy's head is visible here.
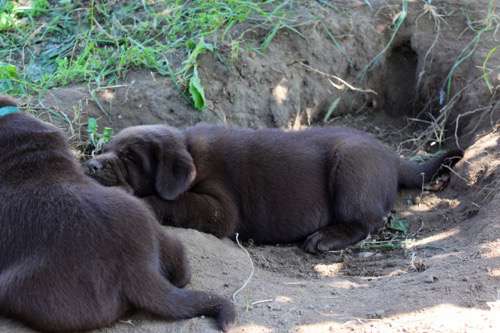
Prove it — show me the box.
[84,125,196,200]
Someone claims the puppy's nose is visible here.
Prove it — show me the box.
[85,159,103,174]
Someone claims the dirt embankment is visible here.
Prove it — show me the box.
[3,0,499,332]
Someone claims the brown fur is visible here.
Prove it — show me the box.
[0,97,235,332]
[85,124,462,254]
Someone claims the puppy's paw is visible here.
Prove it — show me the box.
[303,231,327,254]
[303,229,344,254]
[216,298,236,332]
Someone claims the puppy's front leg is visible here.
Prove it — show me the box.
[143,188,238,238]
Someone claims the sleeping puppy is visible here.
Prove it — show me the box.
[0,96,235,332]
[85,123,462,254]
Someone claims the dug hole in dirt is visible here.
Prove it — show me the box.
[3,1,499,332]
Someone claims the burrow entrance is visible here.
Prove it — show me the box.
[383,39,419,118]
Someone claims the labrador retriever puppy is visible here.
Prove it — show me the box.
[0,96,235,332]
[85,123,462,254]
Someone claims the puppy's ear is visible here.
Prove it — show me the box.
[155,144,196,200]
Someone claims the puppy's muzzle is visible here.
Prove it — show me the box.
[84,159,103,175]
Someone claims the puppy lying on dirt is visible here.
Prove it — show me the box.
[85,124,462,254]
[0,96,235,332]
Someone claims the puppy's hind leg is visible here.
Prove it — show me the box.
[125,270,236,332]
[303,144,395,254]
[157,228,192,288]
[302,221,373,254]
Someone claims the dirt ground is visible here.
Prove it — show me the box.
[2,0,499,332]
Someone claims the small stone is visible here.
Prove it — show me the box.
[424,275,438,283]
[359,252,375,258]
[367,310,385,319]
[266,303,282,311]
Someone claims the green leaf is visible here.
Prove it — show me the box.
[189,67,206,110]
[0,63,17,79]
[482,46,497,94]
[102,127,113,143]
[388,217,409,234]
[31,0,49,17]
[0,12,15,31]
[185,39,196,50]
[181,38,214,75]
[87,117,97,134]
[323,97,341,123]
[260,22,283,50]
[87,117,98,146]
[358,240,403,251]
[0,1,14,13]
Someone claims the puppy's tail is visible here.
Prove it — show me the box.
[127,273,236,331]
[398,149,463,189]
[0,95,17,107]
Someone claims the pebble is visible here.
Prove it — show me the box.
[367,310,385,318]
[266,304,282,311]
[424,275,438,283]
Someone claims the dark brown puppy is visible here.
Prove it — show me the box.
[85,124,462,254]
[0,96,235,332]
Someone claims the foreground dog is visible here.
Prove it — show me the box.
[86,124,461,253]
[0,97,235,332]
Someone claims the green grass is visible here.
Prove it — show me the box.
[482,46,498,93]
[0,0,293,106]
[443,0,499,101]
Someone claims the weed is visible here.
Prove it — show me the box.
[482,46,498,94]
[357,0,409,81]
[443,0,498,100]
[178,38,214,109]
[415,2,448,91]
[354,214,411,252]
[0,0,293,110]
[188,67,206,110]
[323,97,341,123]
[400,0,499,152]
[87,117,113,155]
